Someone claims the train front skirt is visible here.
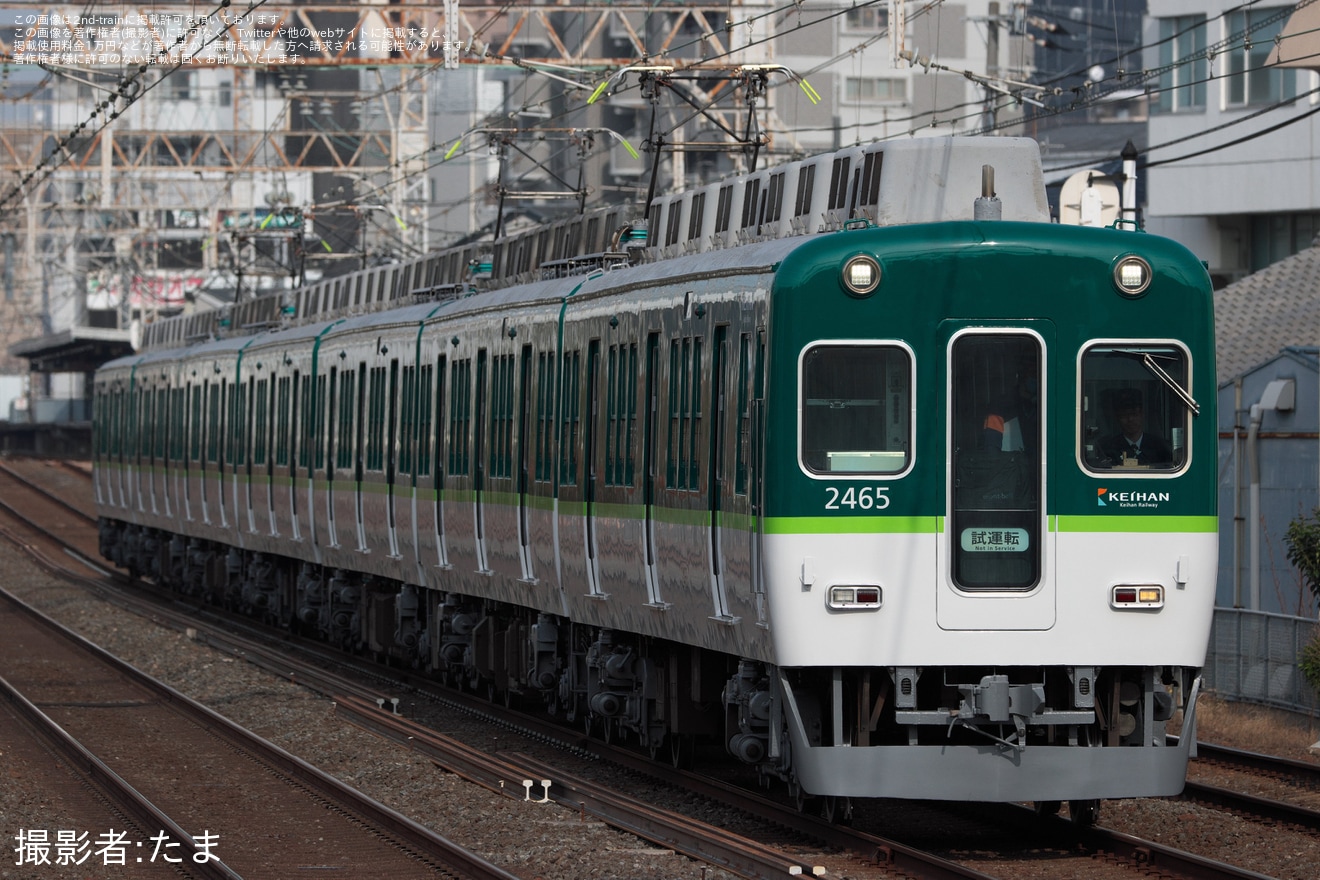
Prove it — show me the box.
[780,672,1201,801]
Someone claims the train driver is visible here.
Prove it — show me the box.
[1097,388,1173,467]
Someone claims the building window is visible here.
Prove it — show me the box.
[1227,8,1297,106]
[845,8,887,32]
[171,72,193,102]
[1250,212,1320,272]
[844,77,904,103]
[1154,16,1206,113]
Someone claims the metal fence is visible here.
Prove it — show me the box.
[1205,607,1319,714]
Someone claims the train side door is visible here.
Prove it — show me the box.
[387,358,401,557]
[584,339,602,595]
[938,324,1056,630]
[516,344,534,580]
[642,332,662,604]
[474,349,489,572]
[708,325,732,619]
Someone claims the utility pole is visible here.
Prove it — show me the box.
[985,2,1000,131]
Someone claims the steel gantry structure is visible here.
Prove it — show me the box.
[0,1,790,335]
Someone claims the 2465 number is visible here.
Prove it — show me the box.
[824,486,890,510]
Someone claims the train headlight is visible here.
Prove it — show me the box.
[841,255,881,297]
[1112,255,1152,296]
[1110,584,1163,609]
[828,585,882,610]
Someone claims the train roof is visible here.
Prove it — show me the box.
[123,136,1050,362]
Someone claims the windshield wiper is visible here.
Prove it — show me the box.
[1111,349,1199,416]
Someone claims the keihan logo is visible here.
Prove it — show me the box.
[1097,488,1107,507]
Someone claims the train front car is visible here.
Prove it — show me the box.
[753,220,1216,815]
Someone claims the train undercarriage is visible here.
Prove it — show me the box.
[102,520,1197,822]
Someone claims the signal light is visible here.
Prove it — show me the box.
[828,585,883,610]
[1111,584,1163,609]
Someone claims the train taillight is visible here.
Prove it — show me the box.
[1110,585,1164,609]
[828,585,883,610]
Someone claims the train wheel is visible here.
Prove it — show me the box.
[825,797,854,826]
[1068,799,1100,826]
[1033,801,1062,817]
[669,734,694,770]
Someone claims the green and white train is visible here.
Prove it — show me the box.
[95,137,1217,822]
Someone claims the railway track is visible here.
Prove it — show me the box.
[0,582,522,880]
[3,455,1317,880]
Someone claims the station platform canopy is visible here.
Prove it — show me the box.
[9,326,134,374]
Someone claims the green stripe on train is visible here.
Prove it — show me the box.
[764,514,1216,535]
[763,516,939,535]
[1056,515,1218,533]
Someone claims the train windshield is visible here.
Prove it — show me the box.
[949,333,1042,591]
[800,344,911,474]
[1080,344,1191,473]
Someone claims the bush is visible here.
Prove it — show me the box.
[1300,634,1320,694]
[1284,508,1320,603]
[1284,510,1320,694]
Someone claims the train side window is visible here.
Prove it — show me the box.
[206,381,220,464]
[298,376,312,471]
[605,342,638,487]
[417,362,433,476]
[438,358,454,482]
[336,368,355,472]
[800,344,911,475]
[367,365,387,471]
[253,378,268,466]
[401,365,416,474]
[667,336,703,490]
[448,358,471,477]
[1080,344,1190,473]
[490,353,515,479]
[559,350,581,485]
[189,384,201,462]
[229,381,241,468]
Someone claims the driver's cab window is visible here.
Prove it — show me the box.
[1081,344,1191,473]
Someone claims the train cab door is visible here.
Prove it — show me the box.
[938,325,1056,631]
